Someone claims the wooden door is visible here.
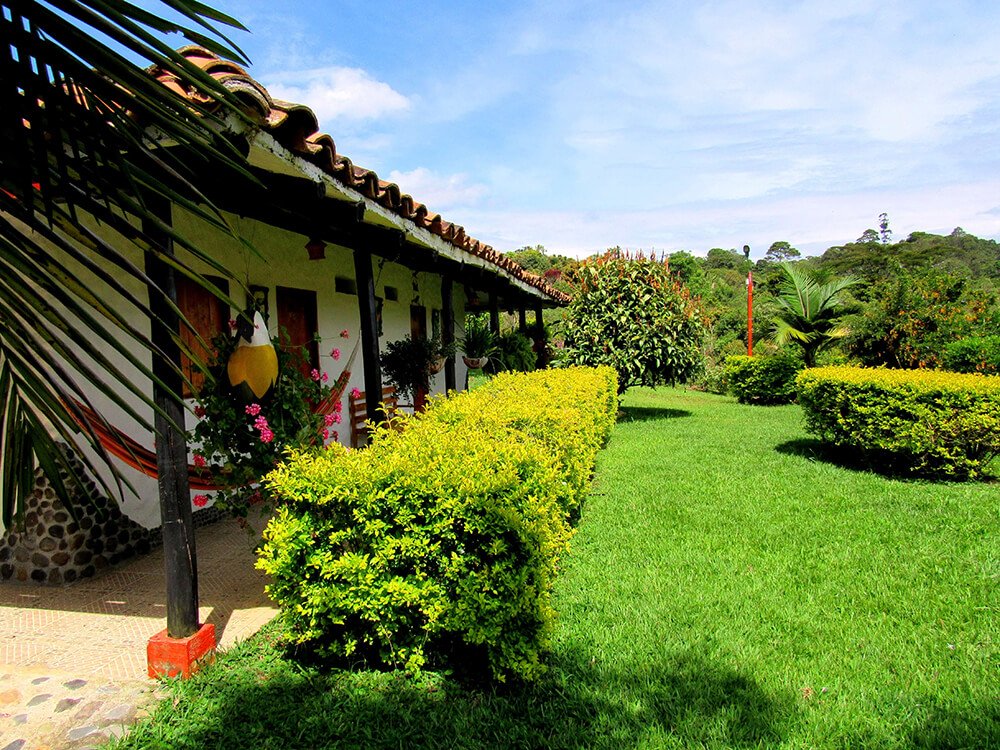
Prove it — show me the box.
[176,275,228,397]
[276,286,319,381]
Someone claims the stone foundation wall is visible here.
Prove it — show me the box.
[0,452,151,585]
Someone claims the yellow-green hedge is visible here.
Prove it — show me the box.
[796,366,1000,478]
[256,366,618,682]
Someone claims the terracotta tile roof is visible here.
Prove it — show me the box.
[150,46,569,304]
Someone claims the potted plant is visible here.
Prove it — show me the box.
[429,338,457,374]
[381,335,446,409]
[459,314,497,369]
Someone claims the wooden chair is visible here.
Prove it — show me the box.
[349,386,399,448]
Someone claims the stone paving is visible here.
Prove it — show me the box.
[0,516,277,749]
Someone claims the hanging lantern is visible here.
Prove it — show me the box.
[227,311,278,399]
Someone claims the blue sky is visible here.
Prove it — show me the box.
[200,0,1000,258]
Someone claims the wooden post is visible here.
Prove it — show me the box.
[518,305,527,334]
[489,290,500,335]
[142,198,199,640]
[535,303,543,329]
[441,276,456,392]
[354,248,384,424]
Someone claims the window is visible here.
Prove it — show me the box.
[334,276,357,295]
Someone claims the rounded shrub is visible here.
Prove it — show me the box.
[723,352,802,405]
[942,335,1000,375]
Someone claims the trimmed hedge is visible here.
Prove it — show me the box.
[257,366,618,682]
[724,353,802,405]
[796,366,1000,478]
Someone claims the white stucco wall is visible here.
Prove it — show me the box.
[13,204,471,530]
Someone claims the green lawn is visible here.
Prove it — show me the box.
[111,388,998,749]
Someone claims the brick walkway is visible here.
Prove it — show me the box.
[0,516,277,748]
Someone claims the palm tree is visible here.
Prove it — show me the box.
[1,0,256,527]
[773,263,856,367]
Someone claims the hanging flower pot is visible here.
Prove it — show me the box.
[429,357,446,374]
[462,355,488,370]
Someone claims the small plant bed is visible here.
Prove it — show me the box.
[112,389,997,749]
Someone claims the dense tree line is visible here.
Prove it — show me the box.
[505,223,1000,378]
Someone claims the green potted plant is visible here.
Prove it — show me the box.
[459,314,498,369]
[381,335,446,409]
[429,338,457,374]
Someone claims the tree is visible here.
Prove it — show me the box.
[560,250,704,394]
[505,245,577,294]
[705,247,747,271]
[773,263,856,367]
[879,212,892,244]
[764,241,801,263]
[1,2,254,523]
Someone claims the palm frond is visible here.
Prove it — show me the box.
[0,0,259,524]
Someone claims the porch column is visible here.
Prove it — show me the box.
[142,198,199,639]
[518,305,527,334]
[441,275,456,392]
[489,290,500,335]
[535,303,544,328]
[354,248,384,424]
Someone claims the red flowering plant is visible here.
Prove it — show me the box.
[188,326,337,523]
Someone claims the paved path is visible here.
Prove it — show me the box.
[0,517,277,749]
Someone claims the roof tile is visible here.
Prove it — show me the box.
[148,46,569,303]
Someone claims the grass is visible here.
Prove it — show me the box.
[109,388,999,749]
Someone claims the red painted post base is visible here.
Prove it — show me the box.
[147,623,216,679]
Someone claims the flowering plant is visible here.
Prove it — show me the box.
[189,327,337,522]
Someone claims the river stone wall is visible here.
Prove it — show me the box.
[0,452,151,585]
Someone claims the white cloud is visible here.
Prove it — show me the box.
[263,67,411,123]
[385,168,489,211]
[450,179,1000,259]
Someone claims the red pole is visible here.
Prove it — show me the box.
[747,269,754,357]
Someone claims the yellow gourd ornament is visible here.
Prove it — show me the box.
[227,312,278,399]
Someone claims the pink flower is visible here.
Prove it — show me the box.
[192,494,209,508]
[322,428,330,440]
[340,329,350,339]
[334,400,343,413]
[228,319,237,331]
[332,412,342,424]
[254,415,269,430]
[310,369,321,381]
[245,403,262,416]
[321,372,329,382]
[350,387,362,399]
[324,413,336,427]
[259,428,274,444]
[331,348,341,361]
[192,454,207,468]
[331,430,339,441]
[194,405,206,418]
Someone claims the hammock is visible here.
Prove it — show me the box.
[71,336,362,490]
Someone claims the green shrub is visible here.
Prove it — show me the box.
[257,366,618,682]
[942,335,1000,375]
[796,366,1000,478]
[723,353,802,404]
[486,330,537,374]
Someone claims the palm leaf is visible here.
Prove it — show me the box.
[0,0,261,525]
